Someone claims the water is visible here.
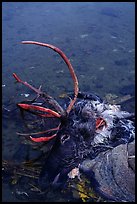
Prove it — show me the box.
[2,2,135,202]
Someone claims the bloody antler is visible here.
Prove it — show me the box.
[17,104,61,118]
[30,134,57,142]
[16,125,60,136]
[13,41,79,143]
[13,73,64,115]
[13,74,62,142]
[21,41,79,114]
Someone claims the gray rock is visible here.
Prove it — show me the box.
[81,142,135,202]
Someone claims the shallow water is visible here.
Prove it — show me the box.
[2,2,135,202]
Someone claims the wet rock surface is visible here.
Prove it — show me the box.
[80,141,135,202]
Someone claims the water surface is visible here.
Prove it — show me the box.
[2,2,135,202]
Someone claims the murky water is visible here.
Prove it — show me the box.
[2,2,135,202]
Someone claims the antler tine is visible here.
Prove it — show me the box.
[21,41,79,114]
[13,73,65,115]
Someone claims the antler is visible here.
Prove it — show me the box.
[17,103,61,118]
[21,41,79,114]
[13,73,65,115]
[13,41,79,143]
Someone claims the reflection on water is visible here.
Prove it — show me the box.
[2,2,135,202]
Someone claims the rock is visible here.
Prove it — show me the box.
[81,142,135,202]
